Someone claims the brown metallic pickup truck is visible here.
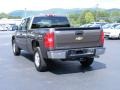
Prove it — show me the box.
[12,15,105,72]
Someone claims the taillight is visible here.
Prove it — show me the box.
[100,31,104,45]
[44,32,54,48]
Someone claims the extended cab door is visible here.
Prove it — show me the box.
[16,18,29,50]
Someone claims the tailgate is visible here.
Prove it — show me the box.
[54,28,102,49]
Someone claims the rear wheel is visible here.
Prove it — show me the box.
[80,57,94,67]
[34,47,47,72]
[12,40,21,56]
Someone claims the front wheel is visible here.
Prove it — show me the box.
[34,47,47,72]
[80,57,94,67]
[12,40,21,56]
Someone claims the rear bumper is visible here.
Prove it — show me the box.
[95,47,105,56]
[47,47,105,59]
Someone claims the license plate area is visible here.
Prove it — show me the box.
[68,49,86,55]
[68,48,95,56]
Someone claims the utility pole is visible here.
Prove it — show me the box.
[96,3,99,21]
[24,8,27,18]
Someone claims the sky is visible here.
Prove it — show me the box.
[0,0,120,13]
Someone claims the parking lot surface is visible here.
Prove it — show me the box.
[0,31,120,90]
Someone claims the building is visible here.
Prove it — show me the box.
[0,18,22,31]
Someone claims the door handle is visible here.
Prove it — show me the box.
[75,31,83,35]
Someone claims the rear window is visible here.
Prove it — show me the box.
[31,16,70,29]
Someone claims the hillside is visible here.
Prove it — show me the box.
[9,8,81,17]
[8,8,120,17]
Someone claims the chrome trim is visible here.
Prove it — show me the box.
[47,50,67,59]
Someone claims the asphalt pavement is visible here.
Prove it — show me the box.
[0,31,120,90]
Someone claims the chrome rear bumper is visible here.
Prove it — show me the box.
[47,47,105,59]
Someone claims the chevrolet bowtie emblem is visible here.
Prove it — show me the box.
[75,37,83,40]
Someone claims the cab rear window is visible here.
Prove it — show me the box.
[31,16,70,29]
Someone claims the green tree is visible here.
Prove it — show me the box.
[85,11,95,23]
[0,13,21,19]
[95,9,110,22]
[110,11,120,23]
[80,10,95,24]
[68,13,80,26]
[79,11,86,24]
[68,9,120,26]
[0,13,9,19]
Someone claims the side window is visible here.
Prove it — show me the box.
[18,24,22,31]
[21,19,27,30]
[18,18,31,31]
[18,19,27,31]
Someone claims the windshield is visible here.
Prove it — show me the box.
[103,24,120,29]
[115,25,120,29]
[102,24,113,29]
[31,16,70,29]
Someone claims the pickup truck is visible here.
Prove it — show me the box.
[12,15,105,72]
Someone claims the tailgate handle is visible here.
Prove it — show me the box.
[75,31,83,35]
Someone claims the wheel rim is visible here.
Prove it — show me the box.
[35,52,40,67]
[12,43,16,53]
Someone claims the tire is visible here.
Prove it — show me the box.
[118,34,120,39]
[34,47,47,72]
[12,40,21,56]
[45,59,53,68]
[108,37,111,40]
[80,57,94,67]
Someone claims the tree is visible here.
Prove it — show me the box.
[79,10,95,24]
[95,9,110,22]
[68,9,120,26]
[110,11,120,23]
[85,11,95,23]
[0,13,8,19]
[68,13,80,26]
[0,13,21,19]
[79,11,86,24]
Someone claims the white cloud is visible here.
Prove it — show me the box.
[0,0,120,13]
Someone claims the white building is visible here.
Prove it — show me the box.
[0,18,22,31]
[0,18,22,25]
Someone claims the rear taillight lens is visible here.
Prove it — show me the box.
[44,32,54,48]
[100,31,104,45]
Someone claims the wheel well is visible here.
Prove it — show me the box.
[32,40,40,51]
